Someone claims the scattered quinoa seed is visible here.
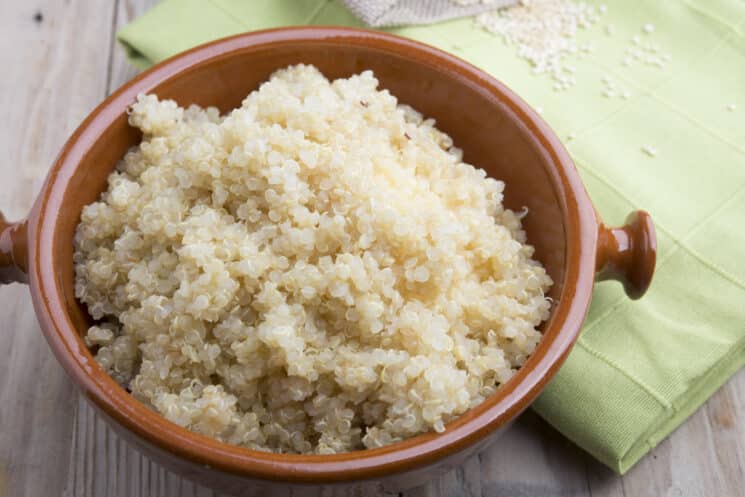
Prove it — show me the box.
[620,28,670,71]
[475,0,605,90]
[642,145,658,157]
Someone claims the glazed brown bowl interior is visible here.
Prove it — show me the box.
[39,28,596,483]
[61,39,567,334]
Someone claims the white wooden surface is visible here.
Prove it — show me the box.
[0,1,743,496]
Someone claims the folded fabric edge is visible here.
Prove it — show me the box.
[617,334,745,473]
[116,33,154,70]
[114,0,171,70]
[534,332,745,474]
[115,0,249,71]
[532,341,664,474]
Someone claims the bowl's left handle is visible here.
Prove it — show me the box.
[0,211,29,285]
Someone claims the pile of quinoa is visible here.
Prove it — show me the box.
[74,65,552,454]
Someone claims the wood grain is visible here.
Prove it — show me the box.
[0,0,743,496]
[0,1,115,497]
[62,371,745,497]
[107,0,159,94]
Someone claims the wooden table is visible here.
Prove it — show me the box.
[1,1,743,496]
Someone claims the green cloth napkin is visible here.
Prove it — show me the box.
[118,0,745,474]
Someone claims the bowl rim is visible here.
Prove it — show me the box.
[28,26,599,483]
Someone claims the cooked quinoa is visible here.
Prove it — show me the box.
[74,65,552,454]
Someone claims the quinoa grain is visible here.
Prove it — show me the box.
[75,65,552,454]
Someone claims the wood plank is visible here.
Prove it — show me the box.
[66,398,222,497]
[474,411,593,497]
[108,0,160,94]
[0,1,116,497]
[404,455,482,497]
[405,412,591,497]
[66,387,745,497]
[585,458,626,497]
[611,367,745,497]
[704,369,745,497]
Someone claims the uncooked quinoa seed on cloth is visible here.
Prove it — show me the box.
[117,0,745,474]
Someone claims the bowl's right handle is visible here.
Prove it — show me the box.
[0,211,29,285]
[595,210,657,299]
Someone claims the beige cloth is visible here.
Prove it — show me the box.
[342,0,516,27]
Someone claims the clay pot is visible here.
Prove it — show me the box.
[0,27,655,496]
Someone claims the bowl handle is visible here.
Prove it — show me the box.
[0,211,29,285]
[595,210,657,299]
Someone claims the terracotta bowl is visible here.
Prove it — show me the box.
[0,27,656,496]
